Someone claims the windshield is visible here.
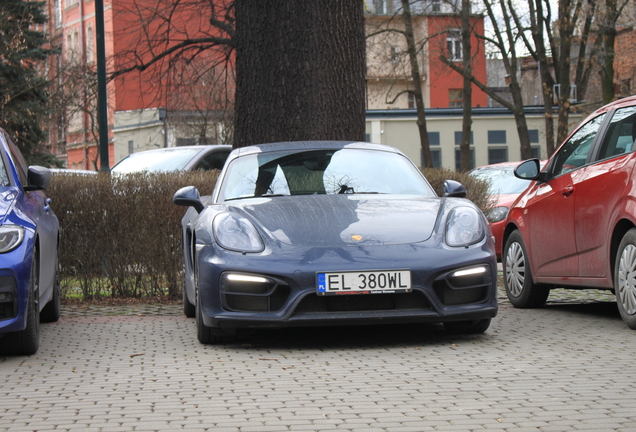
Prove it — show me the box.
[218,148,435,201]
[471,166,532,195]
[111,148,202,174]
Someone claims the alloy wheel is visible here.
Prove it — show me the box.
[506,241,525,297]
[618,244,636,315]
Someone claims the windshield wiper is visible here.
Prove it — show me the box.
[225,194,288,201]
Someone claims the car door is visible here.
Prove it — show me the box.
[573,106,636,277]
[526,113,607,277]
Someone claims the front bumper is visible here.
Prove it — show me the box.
[196,235,498,330]
[0,232,35,334]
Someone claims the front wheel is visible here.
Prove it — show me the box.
[503,231,550,308]
[182,272,195,318]
[614,229,636,329]
[1,251,40,355]
[40,257,61,323]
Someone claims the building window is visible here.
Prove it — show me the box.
[66,33,72,62]
[408,93,416,109]
[389,46,399,63]
[529,129,539,143]
[66,0,79,7]
[373,0,394,15]
[422,148,442,168]
[431,0,442,12]
[86,25,94,64]
[428,131,440,145]
[532,146,541,159]
[128,141,134,154]
[488,130,507,144]
[54,0,62,28]
[449,89,463,108]
[488,148,508,164]
[446,30,462,61]
[454,131,473,145]
[455,148,475,171]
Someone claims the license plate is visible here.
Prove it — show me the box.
[317,270,411,295]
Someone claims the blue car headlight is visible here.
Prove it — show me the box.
[445,207,485,247]
[0,225,25,253]
[213,213,264,252]
[487,206,509,223]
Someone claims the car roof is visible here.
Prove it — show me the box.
[126,144,232,157]
[231,141,401,158]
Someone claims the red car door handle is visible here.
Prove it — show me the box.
[561,185,574,197]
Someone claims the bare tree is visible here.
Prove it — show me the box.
[365,1,434,167]
[401,0,432,168]
[459,0,473,172]
[441,0,535,160]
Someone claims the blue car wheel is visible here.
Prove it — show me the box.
[2,250,40,355]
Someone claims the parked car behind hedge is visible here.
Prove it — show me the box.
[111,145,232,174]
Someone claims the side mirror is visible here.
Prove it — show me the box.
[514,159,541,180]
[442,180,467,198]
[173,186,204,213]
[24,166,52,191]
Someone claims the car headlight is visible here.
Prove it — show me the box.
[445,207,485,247]
[213,213,264,252]
[0,225,25,253]
[487,206,509,223]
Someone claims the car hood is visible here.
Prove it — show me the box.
[494,193,520,208]
[0,189,17,224]
[235,194,441,247]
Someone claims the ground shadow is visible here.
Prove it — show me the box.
[217,321,495,351]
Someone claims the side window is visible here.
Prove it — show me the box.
[195,151,230,171]
[597,106,636,160]
[550,113,606,178]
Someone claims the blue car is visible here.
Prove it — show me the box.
[0,128,60,355]
[174,141,498,344]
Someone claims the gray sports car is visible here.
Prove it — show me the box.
[173,141,498,343]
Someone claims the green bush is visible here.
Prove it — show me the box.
[47,168,492,300]
[47,171,219,300]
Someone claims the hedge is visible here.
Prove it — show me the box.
[47,169,492,300]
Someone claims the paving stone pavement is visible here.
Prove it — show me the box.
[1,285,635,432]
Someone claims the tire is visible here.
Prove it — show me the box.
[183,283,195,318]
[40,257,61,323]
[443,318,491,334]
[614,228,636,329]
[2,251,41,355]
[503,230,550,308]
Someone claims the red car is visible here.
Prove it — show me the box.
[502,95,636,329]
[471,162,543,260]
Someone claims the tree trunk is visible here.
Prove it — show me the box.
[602,0,618,104]
[400,0,431,168]
[556,0,573,146]
[234,0,366,147]
[530,0,556,157]
[460,0,472,172]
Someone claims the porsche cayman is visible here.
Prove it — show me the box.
[173,141,498,343]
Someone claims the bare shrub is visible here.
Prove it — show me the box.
[421,168,495,216]
[47,171,218,300]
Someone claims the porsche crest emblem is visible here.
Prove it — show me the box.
[351,235,363,242]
